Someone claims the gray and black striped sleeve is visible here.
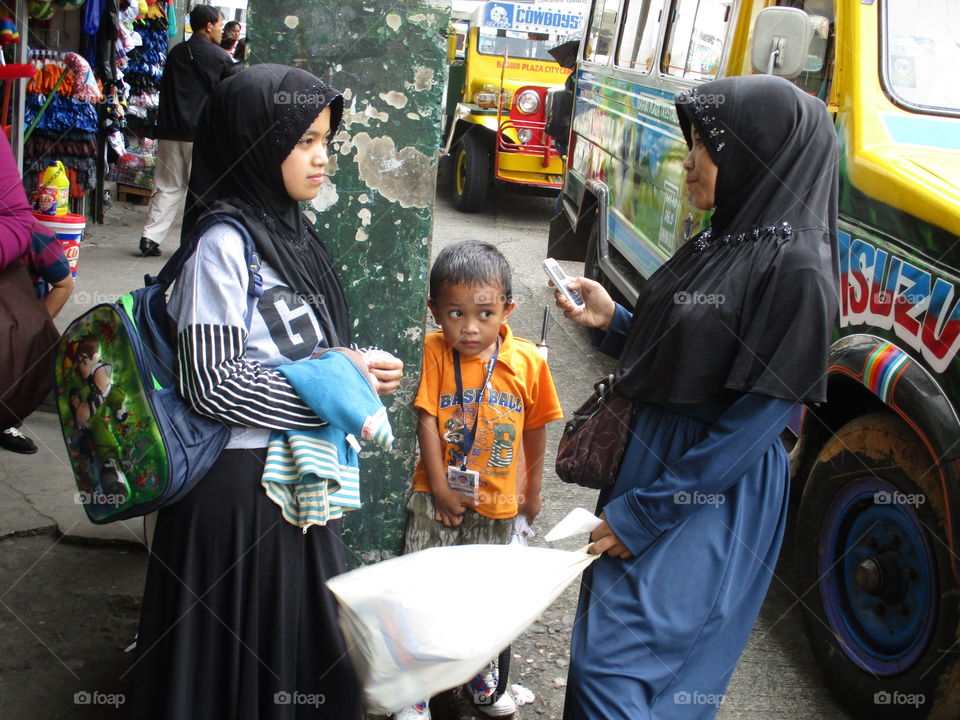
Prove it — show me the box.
[169,222,323,429]
[176,323,322,429]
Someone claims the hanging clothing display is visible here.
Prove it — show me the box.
[8,0,170,206]
[108,6,167,190]
[124,12,165,124]
[21,49,101,200]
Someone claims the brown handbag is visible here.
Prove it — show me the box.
[555,374,635,490]
[0,260,61,428]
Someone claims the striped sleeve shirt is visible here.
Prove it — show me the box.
[168,222,334,445]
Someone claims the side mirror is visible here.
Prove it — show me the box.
[751,7,812,78]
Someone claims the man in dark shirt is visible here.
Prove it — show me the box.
[139,5,240,257]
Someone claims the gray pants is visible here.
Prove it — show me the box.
[402,491,514,554]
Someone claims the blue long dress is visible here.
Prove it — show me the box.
[563,306,795,720]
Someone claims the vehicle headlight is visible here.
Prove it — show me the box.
[517,128,534,144]
[516,89,541,115]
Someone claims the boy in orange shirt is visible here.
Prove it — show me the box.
[399,240,563,720]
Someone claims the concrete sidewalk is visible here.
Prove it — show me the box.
[0,199,171,546]
[0,410,144,544]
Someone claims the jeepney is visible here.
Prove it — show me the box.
[443,0,586,211]
[547,1,960,717]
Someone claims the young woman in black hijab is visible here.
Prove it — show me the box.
[556,75,839,719]
[129,64,403,719]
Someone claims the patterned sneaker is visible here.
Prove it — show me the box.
[0,427,37,454]
[469,662,499,706]
[394,700,431,720]
[476,691,517,718]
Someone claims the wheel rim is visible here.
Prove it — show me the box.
[818,477,936,675]
[455,148,467,197]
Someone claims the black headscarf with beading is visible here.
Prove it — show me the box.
[613,75,839,404]
[181,63,349,346]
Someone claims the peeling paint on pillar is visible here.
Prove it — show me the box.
[248,0,448,565]
[351,133,435,208]
[414,66,436,91]
[379,90,409,108]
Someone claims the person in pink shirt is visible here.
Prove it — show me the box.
[0,133,74,452]
[0,132,34,271]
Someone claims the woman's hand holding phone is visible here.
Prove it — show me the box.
[554,276,617,331]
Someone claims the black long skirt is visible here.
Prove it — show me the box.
[128,448,363,719]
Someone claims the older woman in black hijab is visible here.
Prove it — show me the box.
[129,64,402,719]
[556,75,839,719]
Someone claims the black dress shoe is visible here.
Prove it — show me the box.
[0,427,38,454]
[139,237,162,256]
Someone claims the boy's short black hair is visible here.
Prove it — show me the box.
[190,5,222,32]
[429,240,513,304]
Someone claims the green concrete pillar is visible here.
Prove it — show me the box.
[248,1,449,565]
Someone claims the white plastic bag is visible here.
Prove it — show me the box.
[326,543,596,713]
[544,506,603,542]
[509,514,535,546]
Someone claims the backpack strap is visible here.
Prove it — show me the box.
[146,215,263,326]
[211,216,263,328]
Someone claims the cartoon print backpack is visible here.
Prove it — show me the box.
[54,216,262,523]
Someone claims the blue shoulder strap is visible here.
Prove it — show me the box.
[146,215,263,326]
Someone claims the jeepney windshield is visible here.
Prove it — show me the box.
[883,0,960,115]
[477,27,568,60]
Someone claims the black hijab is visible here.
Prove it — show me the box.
[182,63,350,346]
[614,75,839,404]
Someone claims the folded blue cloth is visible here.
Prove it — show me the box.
[262,349,394,531]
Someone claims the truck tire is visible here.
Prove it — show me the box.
[452,133,489,213]
[796,412,960,719]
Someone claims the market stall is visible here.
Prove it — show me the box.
[1,0,175,221]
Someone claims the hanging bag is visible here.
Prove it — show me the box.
[0,259,61,428]
[53,216,262,523]
[555,373,634,490]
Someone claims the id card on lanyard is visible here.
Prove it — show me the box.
[447,340,499,502]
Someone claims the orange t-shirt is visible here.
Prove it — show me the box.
[412,325,563,518]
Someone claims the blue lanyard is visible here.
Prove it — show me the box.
[452,341,499,470]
